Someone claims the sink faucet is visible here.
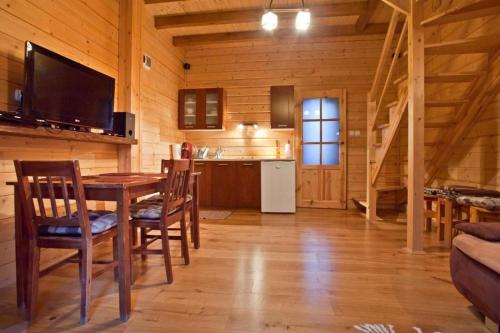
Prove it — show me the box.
[215,146,223,159]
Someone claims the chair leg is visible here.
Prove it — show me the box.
[80,244,92,324]
[160,226,174,284]
[189,206,194,243]
[112,237,118,282]
[26,241,40,322]
[179,215,190,265]
[140,228,147,261]
[129,227,135,285]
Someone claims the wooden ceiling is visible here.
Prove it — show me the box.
[145,0,394,47]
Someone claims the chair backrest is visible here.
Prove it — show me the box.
[161,159,191,221]
[14,160,91,240]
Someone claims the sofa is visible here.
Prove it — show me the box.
[450,223,500,330]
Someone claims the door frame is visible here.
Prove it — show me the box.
[295,88,348,209]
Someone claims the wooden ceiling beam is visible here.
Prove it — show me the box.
[355,0,379,32]
[421,0,500,27]
[155,2,367,29]
[173,22,403,47]
[380,0,410,15]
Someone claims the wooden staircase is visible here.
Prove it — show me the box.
[364,0,500,226]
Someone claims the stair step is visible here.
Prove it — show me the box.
[386,101,399,109]
[425,34,500,55]
[425,121,456,128]
[393,74,408,85]
[426,99,467,107]
[425,72,482,83]
[376,185,406,192]
[377,123,390,130]
[373,143,382,148]
[421,0,500,27]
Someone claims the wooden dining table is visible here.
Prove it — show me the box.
[8,171,200,322]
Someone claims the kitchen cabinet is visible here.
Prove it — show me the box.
[193,160,262,209]
[179,88,224,130]
[271,85,295,129]
[236,161,261,208]
[211,161,237,208]
[193,160,212,207]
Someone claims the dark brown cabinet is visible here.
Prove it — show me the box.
[179,88,224,130]
[271,85,295,129]
[193,160,261,209]
[193,160,212,207]
[236,161,261,208]
[211,162,237,208]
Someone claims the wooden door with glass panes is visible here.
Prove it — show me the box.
[296,89,347,209]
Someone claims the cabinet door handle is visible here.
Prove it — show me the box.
[277,124,288,128]
[194,163,205,166]
[242,163,254,166]
[217,163,229,166]
[207,125,217,129]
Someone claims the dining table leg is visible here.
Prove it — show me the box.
[14,185,27,309]
[116,189,131,321]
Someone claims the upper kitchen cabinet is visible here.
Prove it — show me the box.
[271,85,294,129]
[179,88,224,130]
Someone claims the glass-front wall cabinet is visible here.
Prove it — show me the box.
[179,88,224,130]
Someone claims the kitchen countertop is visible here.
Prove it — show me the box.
[193,158,295,162]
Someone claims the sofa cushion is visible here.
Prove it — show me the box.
[453,234,500,275]
[455,222,500,242]
[39,210,117,236]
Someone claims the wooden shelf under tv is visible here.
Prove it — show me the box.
[0,122,138,145]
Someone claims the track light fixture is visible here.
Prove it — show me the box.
[261,0,311,32]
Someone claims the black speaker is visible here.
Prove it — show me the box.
[113,112,135,139]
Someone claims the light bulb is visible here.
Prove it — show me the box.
[261,11,278,31]
[253,123,259,129]
[295,10,310,31]
[237,123,244,130]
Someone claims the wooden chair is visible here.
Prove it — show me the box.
[14,160,118,324]
[130,159,192,283]
[160,158,200,248]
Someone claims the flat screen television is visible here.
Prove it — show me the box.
[23,41,115,130]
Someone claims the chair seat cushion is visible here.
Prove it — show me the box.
[453,234,500,275]
[140,194,192,204]
[130,202,182,220]
[39,210,117,236]
[455,222,500,242]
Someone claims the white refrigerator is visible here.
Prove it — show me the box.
[261,160,296,213]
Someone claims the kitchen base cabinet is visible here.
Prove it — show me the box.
[236,161,261,208]
[211,162,237,208]
[193,160,212,207]
[193,160,261,209]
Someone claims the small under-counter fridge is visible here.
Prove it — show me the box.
[261,160,296,213]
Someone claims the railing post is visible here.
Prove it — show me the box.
[366,94,377,222]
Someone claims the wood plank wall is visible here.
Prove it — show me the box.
[399,1,499,190]
[139,6,185,172]
[0,2,184,287]
[0,0,120,287]
[183,35,401,207]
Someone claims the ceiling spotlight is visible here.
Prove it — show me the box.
[261,11,278,31]
[295,10,310,31]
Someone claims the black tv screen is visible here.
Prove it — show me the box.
[23,41,115,130]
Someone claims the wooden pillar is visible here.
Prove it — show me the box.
[118,0,142,172]
[366,94,377,222]
[406,0,424,253]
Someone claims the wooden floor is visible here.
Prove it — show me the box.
[0,209,486,332]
